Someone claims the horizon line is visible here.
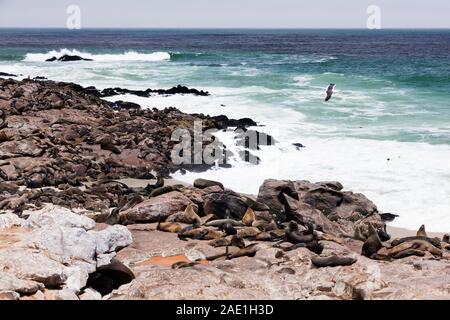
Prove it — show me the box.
[0,27,449,30]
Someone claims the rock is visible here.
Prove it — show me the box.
[193,178,224,190]
[0,213,26,229]
[25,173,45,188]
[79,288,102,300]
[203,192,248,220]
[26,205,96,230]
[0,271,43,295]
[0,291,20,300]
[256,179,298,219]
[0,250,68,287]
[0,138,43,157]
[119,191,192,223]
[47,55,93,62]
[0,72,17,78]
[108,100,141,110]
[93,225,133,255]
[293,143,305,150]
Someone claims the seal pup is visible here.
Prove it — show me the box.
[362,224,383,258]
[417,225,427,237]
[325,83,335,102]
[311,255,357,268]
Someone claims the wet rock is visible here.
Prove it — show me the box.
[46,55,93,62]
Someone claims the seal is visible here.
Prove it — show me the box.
[282,241,324,255]
[285,221,315,244]
[227,244,259,260]
[362,224,383,258]
[443,234,450,244]
[311,255,357,268]
[242,207,256,226]
[209,235,246,249]
[380,239,442,258]
[237,226,261,238]
[157,221,184,234]
[205,219,244,228]
[417,225,427,237]
[390,236,441,249]
[182,203,202,225]
[178,227,225,241]
[252,219,278,232]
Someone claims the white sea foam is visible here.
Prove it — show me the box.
[23,49,171,62]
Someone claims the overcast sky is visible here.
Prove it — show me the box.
[0,0,448,28]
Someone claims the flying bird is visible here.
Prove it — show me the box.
[325,83,335,102]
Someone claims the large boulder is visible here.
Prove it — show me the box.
[119,191,192,223]
[256,179,298,219]
[203,192,248,220]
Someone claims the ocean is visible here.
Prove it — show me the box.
[0,28,449,231]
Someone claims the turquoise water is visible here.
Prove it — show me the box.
[0,29,449,230]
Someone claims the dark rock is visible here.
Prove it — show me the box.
[256,179,298,219]
[203,192,248,220]
[45,57,57,62]
[0,72,17,77]
[53,55,93,62]
[380,213,399,222]
[108,101,141,111]
[293,143,305,150]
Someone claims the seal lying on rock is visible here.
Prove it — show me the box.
[311,255,357,268]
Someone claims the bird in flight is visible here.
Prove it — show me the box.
[325,83,335,102]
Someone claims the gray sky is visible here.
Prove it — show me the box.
[0,0,449,28]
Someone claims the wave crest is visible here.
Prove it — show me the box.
[23,49,171,62]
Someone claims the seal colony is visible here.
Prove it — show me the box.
[0,76,449,300]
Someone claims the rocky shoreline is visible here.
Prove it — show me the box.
[0,77,449,300]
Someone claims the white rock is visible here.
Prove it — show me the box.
[93,225,133,255]
[96,252,116,268]
[0,213,26,229]
[79,288,102,300]
[25,226,97,264]
[26,205,95,230]
[0,250,68,287]
[0,271,42,295]
[0,291,20,300]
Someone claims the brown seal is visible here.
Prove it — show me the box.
[311,255,357,268]
[362,224,383,258]
[416,224,427,237]
[242,207,256,226]
[157,221,184,233]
